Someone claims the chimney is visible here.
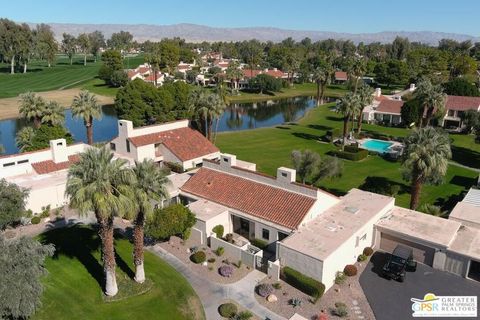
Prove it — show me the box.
[118,120,134,138]
[409,83,416,91]
[277,167,296,183]
[220,153,237,167]
[50,139,68,164]
[374,88,381,97]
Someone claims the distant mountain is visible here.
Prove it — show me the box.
[28,22,480,45]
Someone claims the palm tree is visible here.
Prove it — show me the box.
[416,78,446,127]
[418,203,446,217]
[41,101,65,126]
[19,92,45,128]
[71,90,102,145]
[225,60,243,94]
[66,147,135,296]
[131,159,168,283]
[189,88,226,141]
[312,63,333,106]
[356,84,374,134]
[402,127,451,210]
[348,57,367,93]
[336,92,360,150]
[15,126,35,152]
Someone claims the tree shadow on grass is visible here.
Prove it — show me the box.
[449,175,477,187]
[307,124,333,131]
[291,132,323,141]
[325,116,343,122]
[359,176,409,196]
[434,191,468,212]
[451,145,480,169]
[275,126,291,130]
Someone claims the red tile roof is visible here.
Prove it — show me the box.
[446,95,480,111]
[31,155,80,174]
[242,69,262,78]
[128,127,219,161]
[376,100,404,114]
[181,168,317,229]
[374,95,389,102]
[265,69,285,78]
[335,71,348,80]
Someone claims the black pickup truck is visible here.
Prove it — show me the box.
[382,245,417,282]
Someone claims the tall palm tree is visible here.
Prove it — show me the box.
[208,93,227,143]
[66,147,135,296]
[71,90,102,145]
[15,126,35,152]
[416,78,446,127]
[225,60,243,94]
[348,57,367,93]
[356,84,374,134]
[312,63,333,106]
[337,92,360,150]
[41,101,65,126]
[189,88,226,141]
[131,159,168,283]
[402,127,451,210]
[19,92,45,128]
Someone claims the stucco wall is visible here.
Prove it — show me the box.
[26,182,68,213]
[193,220,207,245]
[182,152,221,170]
[444,251,470,277]
[277,243,324,283]
[136,144,155,162]
[210,235,245,261]
[204,211,231,239]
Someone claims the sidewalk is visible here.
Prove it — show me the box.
[148,244,287,320]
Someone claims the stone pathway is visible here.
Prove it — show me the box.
[148,245,287,320]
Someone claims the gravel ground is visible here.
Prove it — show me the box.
[158,236,252,284]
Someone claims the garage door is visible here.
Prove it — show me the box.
[380,233,435,266]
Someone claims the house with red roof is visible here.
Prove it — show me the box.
[442,95,480,129]
[373,99,404,125]
[334,71,348,83]
[126,63,165,86]
[109,119,220,170]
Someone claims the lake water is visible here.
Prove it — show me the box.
[0,96,322,155]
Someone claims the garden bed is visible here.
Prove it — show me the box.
[158,236,252,284]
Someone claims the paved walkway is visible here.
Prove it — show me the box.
[148,245,287,320]
[448,160,480,173]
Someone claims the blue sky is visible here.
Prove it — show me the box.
[4,0,480,35]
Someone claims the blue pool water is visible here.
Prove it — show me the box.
[361,139,393,153]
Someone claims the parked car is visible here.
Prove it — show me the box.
[382,245,417,282]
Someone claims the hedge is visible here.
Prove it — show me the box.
[282,266,325,303]
[329,149,368,161]
[163,161,184,173]
[326,128,341,139]
[250,238,268,250]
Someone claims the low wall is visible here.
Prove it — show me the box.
[190,228,203,245]
[210,235,245,261]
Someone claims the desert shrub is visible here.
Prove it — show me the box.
[215,247,225,256]
[343,264,357,276]
[272,282,282,289]
[256,283,274,297]
[290,297,303,308]
[335,271,346,285]
[190,251,206,264]
[145,204,196,240]
[282,266,325,303]
[218,303,237,318]
[212,224,224,238]
[250,238,268,250]
[163,161,184,173]
[31,216,41,224]
[357,254,367,262]
[39,205,51,218]
[331,302,348,317]
[363,247,374,256]
[232,310,253,320]
[208,258,216,263]
[219,265,234,277]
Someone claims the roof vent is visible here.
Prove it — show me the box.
[325,223,337,232]
[345,206,359,214]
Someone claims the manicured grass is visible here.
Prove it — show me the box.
[34,226,204,320]
[0,54,144,98]
[81,78,120,97]
[225,83,347,103]
[216,103,479,211]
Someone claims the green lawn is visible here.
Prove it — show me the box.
[0,54,144,98]
[34,226,204,320]
[216,103,479,211]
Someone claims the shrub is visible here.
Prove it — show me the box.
[163,161,184,173]
[234,260,242,268]
[335,271,346,285]
[250,238,268,250]
[256,283,274,297]
[282,267,325,303]
[145,204,196,240]
[343,264,357,276]
[357,254,367,262]
[329,149,368,161]
[272,282,282,289]
[208,258,216,263]
[344,145,360,153]
[326,128,340,139]
[224,233,233,243]
[219,264,234,277]
[363,247,374,256]
[215,247,225,256]
[218,303,237,318]
[31,216,41,224]
[39,205,51,218]
[331,302,348,317]
[212,225,224,238]
[290,297,303,308]
[232,310,253,320]
[190,251,206,264]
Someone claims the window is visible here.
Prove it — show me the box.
[126,139,130,153]
[57,142,63,146]
[262,228,270,240]
[281,172,287,177]
[448,110,455,117]
[110,142,116,151]
[17,159,29,164]
[2,162,14,167]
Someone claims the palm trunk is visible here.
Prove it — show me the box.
[207,116,214,142]
[23,62,27,74]
[213,117,220,144]
[70,55,73,65]
[34,116,41,129]
[320,83,326,105]
[133,211,146,283]
[409,177,423,210]
[356,114,363,134]
[99,216,118,296]
[342,117,349,151]
[84,53,87,66]
[86,117,93,145]
[10,56,15,74]
[316,82,321,106]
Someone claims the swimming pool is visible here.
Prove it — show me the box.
[360,139,394,153]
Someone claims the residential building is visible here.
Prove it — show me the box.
[441,95,480,129]
[109,119,220,170]
[334,71,348,83]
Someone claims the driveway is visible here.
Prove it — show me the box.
[360,252,480,320]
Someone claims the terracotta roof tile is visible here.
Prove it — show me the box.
[181,168,316,229]
[129,127,219,161]
[376,100,404,114]
[335,71,348,80]
[446,95,480,111]
[31,155,80,174]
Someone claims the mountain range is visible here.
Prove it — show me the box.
[30,22,480,45]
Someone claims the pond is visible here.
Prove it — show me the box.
[0,96,330,155]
